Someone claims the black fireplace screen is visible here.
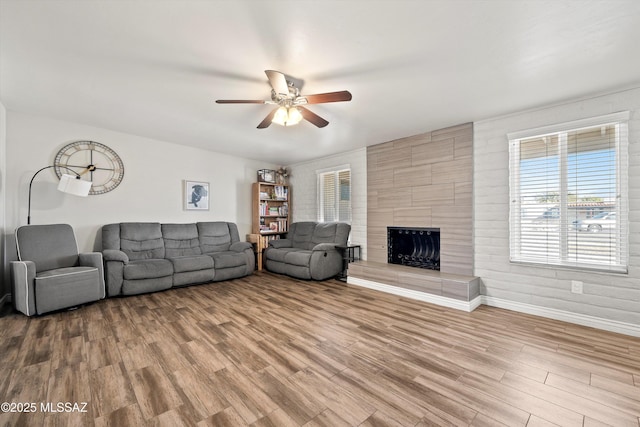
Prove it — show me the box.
[387,227,440,270]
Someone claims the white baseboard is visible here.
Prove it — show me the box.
[346,277,640,337]
[482,296,640,338]
[347,276,482,312]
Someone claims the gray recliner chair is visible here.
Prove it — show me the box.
[11,224,105,316]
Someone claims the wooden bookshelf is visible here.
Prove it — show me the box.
[250,182,291,270]
[252,182,290,234]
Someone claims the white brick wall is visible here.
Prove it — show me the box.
[288,148,367,260]
[474,87,640,325]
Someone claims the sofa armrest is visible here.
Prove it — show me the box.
[312,243,339,252]
[79,252,103,268]
[269,239,292,249]
[309,246,343,280]
[79,252,106,298]
[11,260,36,315]
[229,242,255,275]
[102,250,127,297]
[103,249,129,263]
[230,241,252,252]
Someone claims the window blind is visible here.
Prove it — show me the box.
[509,113,628,272]
[318,169,351,222]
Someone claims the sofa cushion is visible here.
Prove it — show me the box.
[120,223,165,260]
[284,250,313,267]
[290,222,316,250]
[17,224,80,273]
[210,251,248,269]
[36,265,97,279]
[265,247,300,263]
[168,255,214,273]
[312,222,341,244]
[198,222,232,253]
[162,223,202,257]
[124,259,173,280]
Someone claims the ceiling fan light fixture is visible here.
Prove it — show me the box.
[272,106,302,126]
[287,107,303,125]
[272,106,288,126]
[217,70,351,128]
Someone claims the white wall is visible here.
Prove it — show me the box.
[288,148,367,259]
[5,111,276,258]
[474,87,640,326]
[0,102,7,300]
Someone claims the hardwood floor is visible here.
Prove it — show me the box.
[1,271,639,426]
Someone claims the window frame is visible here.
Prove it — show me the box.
[317,165,352,223]
[508,112,629,273]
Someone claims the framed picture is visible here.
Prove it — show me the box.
[184,180,209,210]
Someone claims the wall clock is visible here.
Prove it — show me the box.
[54,141,124,195]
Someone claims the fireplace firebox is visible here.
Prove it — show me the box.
[387,227,440,270]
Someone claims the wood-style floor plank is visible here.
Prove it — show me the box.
[1,271,639,426]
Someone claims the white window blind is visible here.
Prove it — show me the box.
[318,168,351,223]
[508,112,628,272]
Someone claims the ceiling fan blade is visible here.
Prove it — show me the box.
[215,100,266,104]
[265,70,289,96]
[298,106,329,128]
[257,108,278,129]
[303,90,352,104]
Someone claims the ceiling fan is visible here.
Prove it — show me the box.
[216,70,352,129]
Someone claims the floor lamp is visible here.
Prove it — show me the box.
[27,166,92,224]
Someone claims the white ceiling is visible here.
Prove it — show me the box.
[2,1,640,165]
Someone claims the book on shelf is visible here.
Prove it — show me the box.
[259,201,288,217]
[279,202,288,216]
[260,219,288,234]
[272,185,288,200]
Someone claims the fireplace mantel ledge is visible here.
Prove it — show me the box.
[346,260,481,312]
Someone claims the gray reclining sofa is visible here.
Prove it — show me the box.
[102,222,254,296]
[264,221,350,280]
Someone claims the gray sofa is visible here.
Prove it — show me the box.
[102,222,254,296]
[264,221,350,280]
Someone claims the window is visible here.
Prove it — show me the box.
[508,112,628,272]
[318,167,351,222]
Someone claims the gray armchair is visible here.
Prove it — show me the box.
[11,224,105,316]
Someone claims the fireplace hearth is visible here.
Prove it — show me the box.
[387,227,440,270]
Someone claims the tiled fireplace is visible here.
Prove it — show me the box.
[365,122,473,276]
[347,123,479,312]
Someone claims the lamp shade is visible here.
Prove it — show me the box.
[272,106,303,126]
[287,107,303,125]
[57,174,91,197]
[272,106,288,126]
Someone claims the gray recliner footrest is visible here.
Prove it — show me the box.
[35,266,102,314]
